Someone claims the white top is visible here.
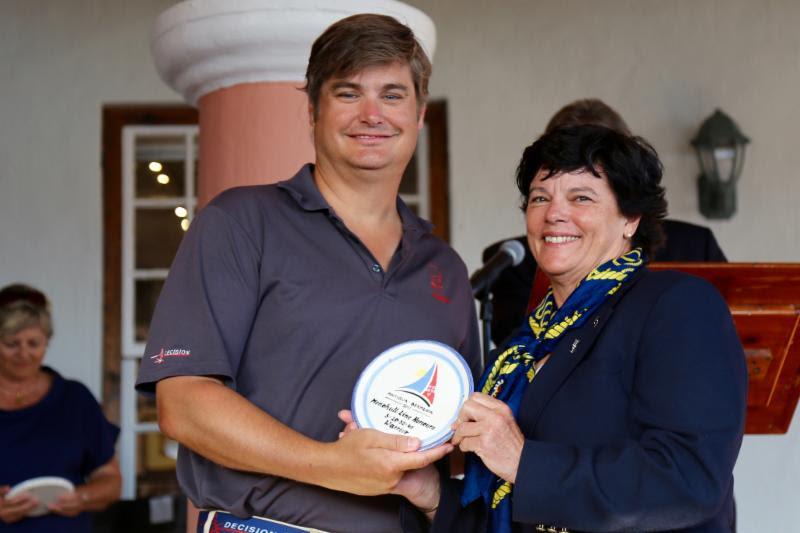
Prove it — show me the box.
[151,0,437,105]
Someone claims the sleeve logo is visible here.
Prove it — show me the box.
[150,347,191,365]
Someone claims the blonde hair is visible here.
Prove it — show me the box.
[0,284,53,339]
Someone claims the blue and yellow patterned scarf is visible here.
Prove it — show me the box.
[461,248,645,533]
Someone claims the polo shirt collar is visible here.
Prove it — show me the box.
[278,164,433,236]
[277,164,329,212]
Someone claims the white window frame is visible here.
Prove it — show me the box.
[399,124,431,218]
[119,125,198,499]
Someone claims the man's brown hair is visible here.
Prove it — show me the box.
[304,13,431,116]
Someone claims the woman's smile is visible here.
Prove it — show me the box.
[526,168,639,305]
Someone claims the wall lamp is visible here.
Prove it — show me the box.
[691,109,749,219]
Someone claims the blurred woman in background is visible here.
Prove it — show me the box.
[0,284,120,532]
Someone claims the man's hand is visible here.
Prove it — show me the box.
[391,463,441,519]
[336,410,444,513]
[337,409,359,439]
[0,486,38,524]
[323,423,451,495]
[452,393,524,483]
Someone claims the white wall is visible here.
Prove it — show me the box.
[1,0,798,529]
[0,0,178,397]
[406,0,800,270]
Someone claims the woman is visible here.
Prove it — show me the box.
[0,284,121,532]
[399,126,747,532]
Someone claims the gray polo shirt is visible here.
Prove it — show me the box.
[136,165,481,533]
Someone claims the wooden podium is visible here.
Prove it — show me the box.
[649,263,800,434]
[529,263,800,434]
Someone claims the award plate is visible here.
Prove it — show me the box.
[352,340,474,450]
[7,476,74,517]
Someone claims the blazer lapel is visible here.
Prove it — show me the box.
[517,268,646,432]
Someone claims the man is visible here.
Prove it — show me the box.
[483,99,727,345]
[136,14,480,533]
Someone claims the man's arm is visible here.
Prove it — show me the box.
[157,375,452,496]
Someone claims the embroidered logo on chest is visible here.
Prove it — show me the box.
[428,263,451,304]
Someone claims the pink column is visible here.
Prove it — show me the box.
[197,82,314,207]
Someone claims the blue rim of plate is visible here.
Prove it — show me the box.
[351,340,474,450]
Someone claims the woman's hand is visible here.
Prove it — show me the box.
[49,458,122,517]
[452,393,525,483]
[48,489,85,517]
[0,486,38,524]
[337,410,445,518]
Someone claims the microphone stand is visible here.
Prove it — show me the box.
[470,240,525,368]
[475,273,498,369]
[479,294,493,369]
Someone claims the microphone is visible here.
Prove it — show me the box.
[470,239,526,297]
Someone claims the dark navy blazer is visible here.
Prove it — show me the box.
[430,268,747,533]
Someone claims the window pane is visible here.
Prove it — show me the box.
[135,208,186,269]
[137,394,158,423]
[136,432,179,499]
[193,134,200,195]
[135,278,165,342]
[135,135,186,198]
[399,152,419,194]
[137,432,177,472]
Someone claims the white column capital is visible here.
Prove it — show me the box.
[151,0,436,105]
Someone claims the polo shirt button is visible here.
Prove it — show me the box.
[372,264,381,273]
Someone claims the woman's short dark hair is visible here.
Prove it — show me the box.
[516,125,667,257]
[304,14,431,116]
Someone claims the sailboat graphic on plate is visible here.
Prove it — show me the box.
[397,363,438,407]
